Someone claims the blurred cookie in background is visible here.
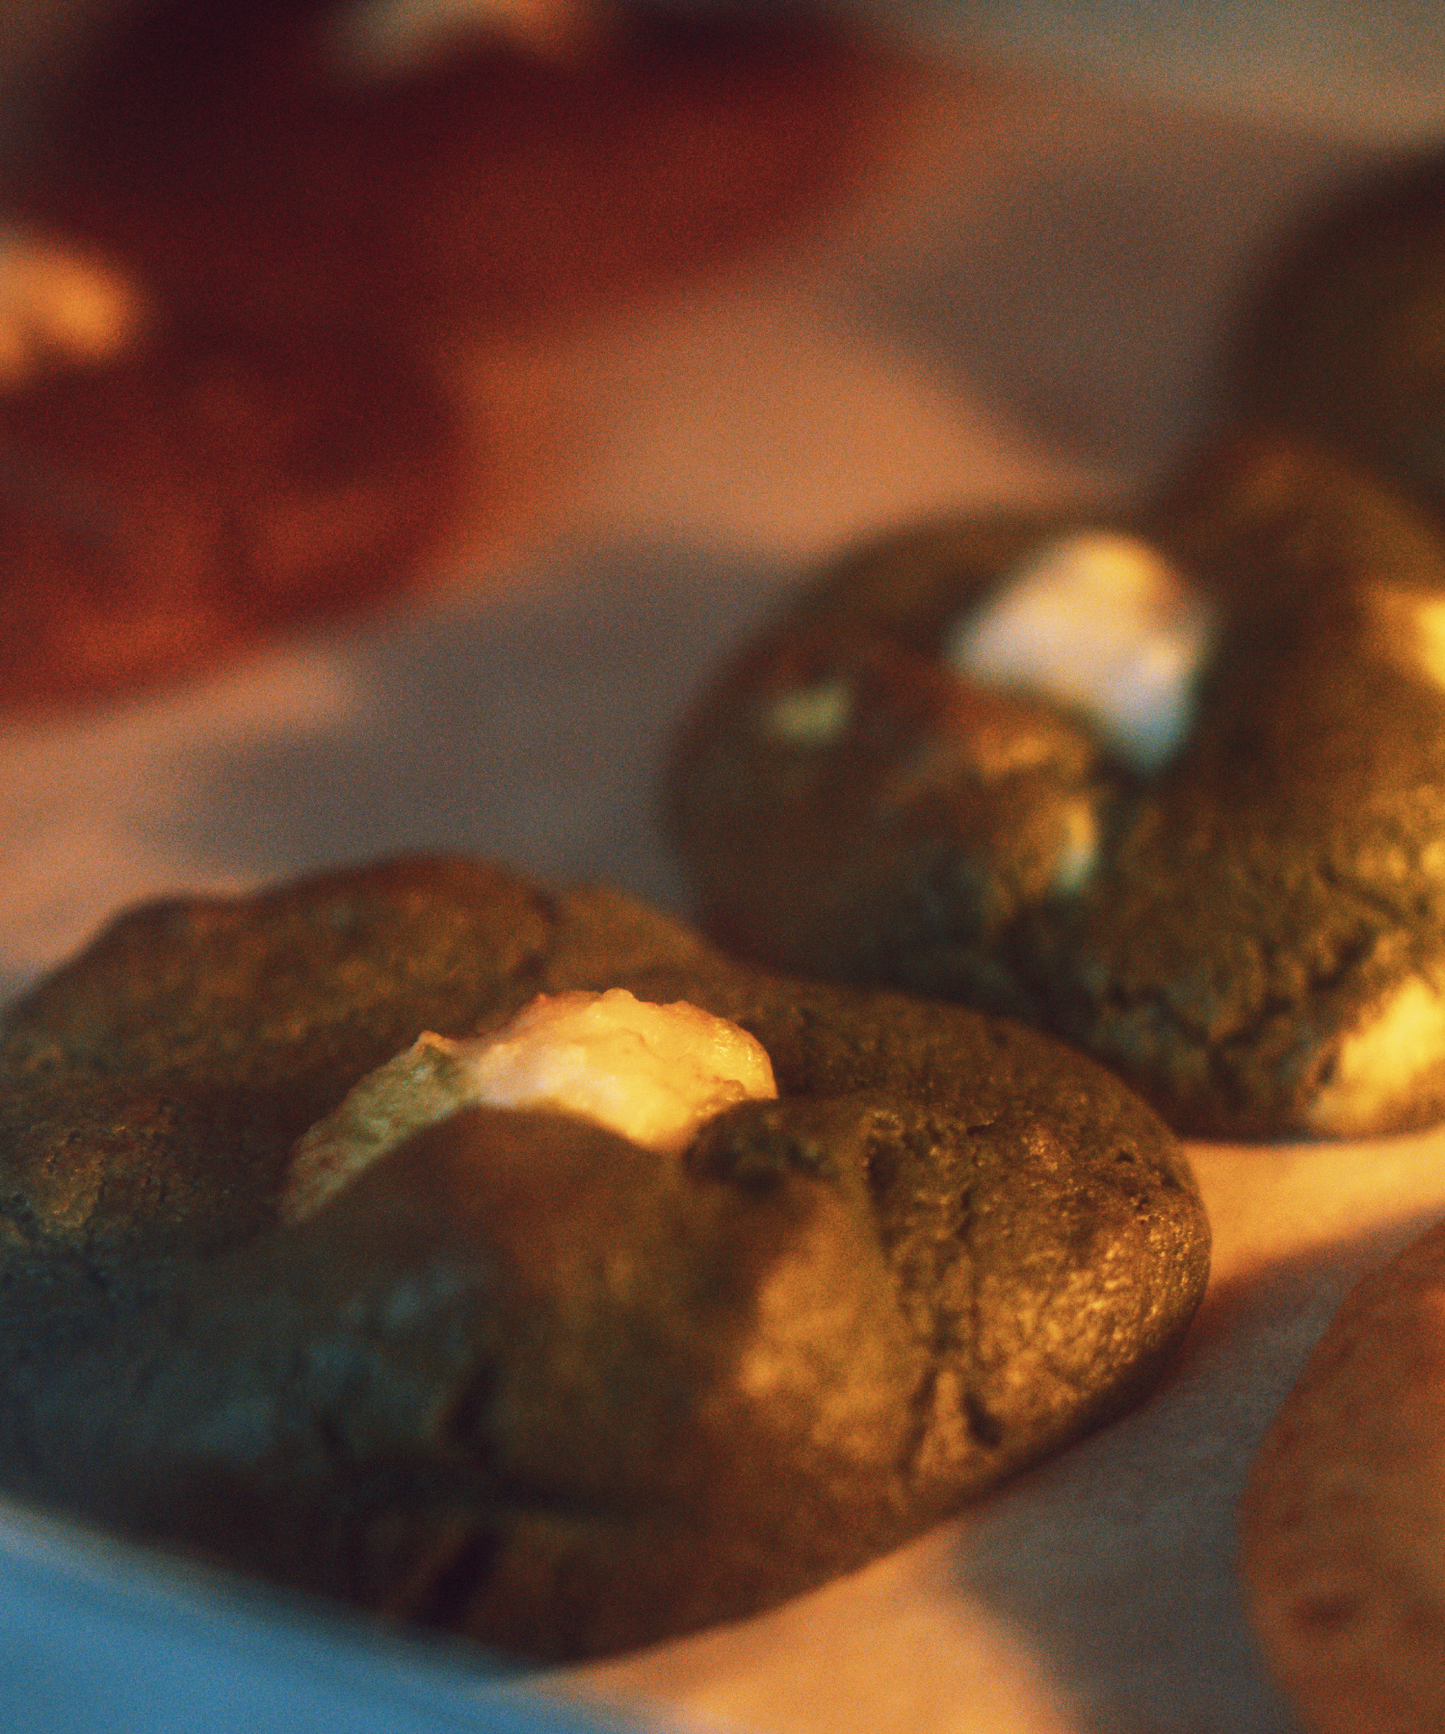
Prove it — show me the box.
[1235,149,1445,530]
[6,0,907,334]
[0,319,466,711]
[665,430,1445,1141]
[0,0,909,711]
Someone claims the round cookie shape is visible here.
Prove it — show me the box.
[1236,149,1445,528]
[667,434,1445,1138]
[0,320,464,710]
[0,855,1208,1659]
[1242,1216,1445,1734]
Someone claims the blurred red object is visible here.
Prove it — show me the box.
[0,321,466,712]
[9,1,905,332]
[0,3,910,713]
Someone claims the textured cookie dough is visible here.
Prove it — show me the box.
[667,434,1445,1139]
[0,856,1208,1660]
[1242,1216,1445,1734]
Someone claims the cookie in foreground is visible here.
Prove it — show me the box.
[1241,1216,1445,1734]
[0,855,1208,1659]
[667,433,1445,1139]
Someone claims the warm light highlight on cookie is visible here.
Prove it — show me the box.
[283,988,777,1222]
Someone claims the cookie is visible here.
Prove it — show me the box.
[0,855,1208,1659]
[0,0,900,711]
[667,433,1445,1139]
[1236,149,1445,529]
[7,0,898,333]
[1241,1216,1445,1734]
[0,319,464,710]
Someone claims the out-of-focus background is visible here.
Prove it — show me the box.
[8,0,1445,145]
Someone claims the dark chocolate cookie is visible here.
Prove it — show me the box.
[0,856,1208,1659]
[668,434,1445,1139]
[1236,149,1445,529]
[0,320,463,710]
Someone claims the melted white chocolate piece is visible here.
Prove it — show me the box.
[943,531,1216,774]
[283,988,777,1223]
[0,227,146,386]
[1309,977,1445,1138]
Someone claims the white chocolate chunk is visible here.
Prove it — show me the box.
[283,989,777,1223]
[943,532,1217,774]
[325,0,610,78]
[461,988,777,1142]
[762,678,855,747]
[0,227,146,386]
[1309,977,1445,1137]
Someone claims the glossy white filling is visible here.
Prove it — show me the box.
[1309,977,1445,1137]
[0,226,145,385]
[943,531,1216,774]
[283,988,778,1223]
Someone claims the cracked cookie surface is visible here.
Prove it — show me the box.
[0,855,1207,1659]
[668,436,1445,1139]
